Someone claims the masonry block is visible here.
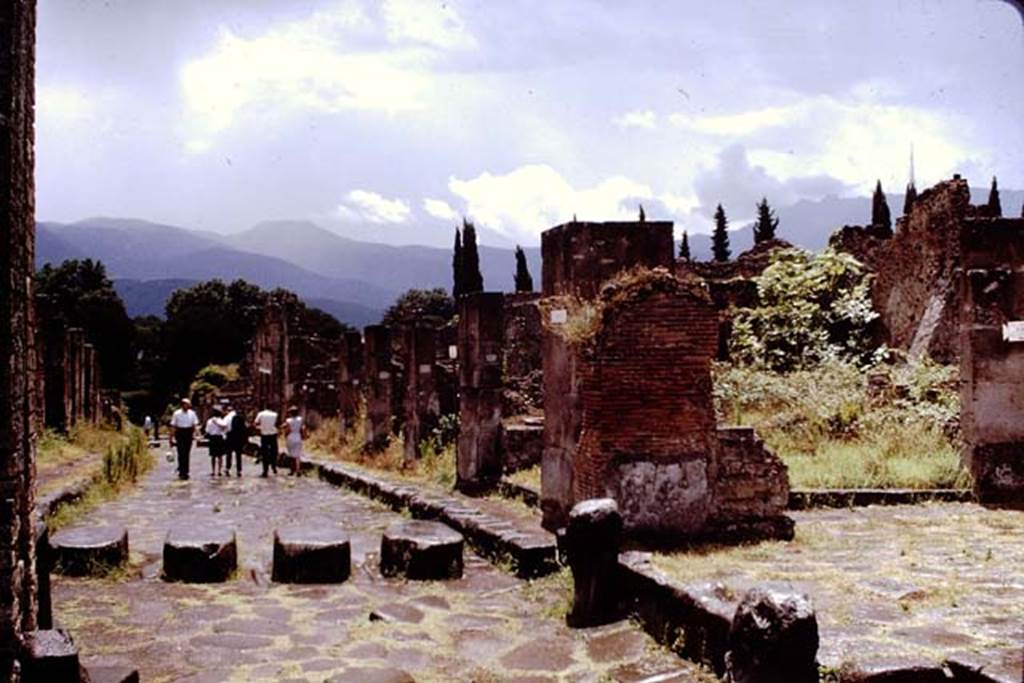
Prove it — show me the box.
[162,527,237,583]
[380,520,464,580]
[272,528,350,584]
[50,526,129,577]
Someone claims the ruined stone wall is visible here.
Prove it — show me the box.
[402,325,442,459]
[288,334,339,425]
[959,217,1024,506]
[248,305,289,414]
[338,331,364,431]
[540,222,675,529]
[363,325,394,450]
[0,0,39,673]
[456,293,504,492]
[502,293,543,416]
[709,427,790,532]
[542,221,674,299]
[573,274,720,535]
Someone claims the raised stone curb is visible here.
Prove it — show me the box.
[272,528,351,584]
[297,455,558,578]
[162,527,237,583]
[788,488,974,510]
[50,526,129,577]
[380,520,464,580]
[496,479,541,508]
[20,629,83,682]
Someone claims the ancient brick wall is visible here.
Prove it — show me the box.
[709,427,790,528]
[247,305,289,414]
[959,217,1024,505]
[402,325,442,459]
[363,325,394,450]
[0,0,39,674]
[541,221,674,299]
[573,273,720,535]
[502,293,543,415]
[456,293,505,492]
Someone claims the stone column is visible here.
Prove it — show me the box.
[456,293,504,493]
[402,325,440,460]
[959,216,1024,505]
[338,331,364,432]
[0,0,40,676]
[66,328,85,428]
[564,498,622,628]
[83,344,96,423]
[363,325,394,451]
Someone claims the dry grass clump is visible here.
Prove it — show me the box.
[715,358,969,489]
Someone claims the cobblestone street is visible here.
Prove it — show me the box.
[52,446,707,682]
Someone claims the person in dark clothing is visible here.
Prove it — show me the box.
[169,398,199,480]
[224,405,247,477]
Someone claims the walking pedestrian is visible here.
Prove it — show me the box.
[143,415,153,440]
[253,406,280,477]
[205,406,228,477]
[224,404,247,477]
[169,398,199,480]
[284,406,307,476]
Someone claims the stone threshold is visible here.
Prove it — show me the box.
[616,551,1014,683]
[293,456,559,578]
[495,480,975,513]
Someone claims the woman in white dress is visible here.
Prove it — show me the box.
[284,406,307,476]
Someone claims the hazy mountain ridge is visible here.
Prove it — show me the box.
[37,187,1023,325]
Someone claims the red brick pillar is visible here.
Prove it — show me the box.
[338,331,364,432]
[0,0,39,675]
[363,325,394,451]
[959,216,1024,505]
[456,293,504,493]
[402,325,441,460]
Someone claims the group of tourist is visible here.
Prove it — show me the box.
[168,399,307,481]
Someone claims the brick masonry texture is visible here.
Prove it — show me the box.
[0,0,40,676]
[959,216,1024,506]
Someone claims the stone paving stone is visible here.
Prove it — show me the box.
[52,446,708,681]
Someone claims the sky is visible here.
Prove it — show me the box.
[36,0,1024,247]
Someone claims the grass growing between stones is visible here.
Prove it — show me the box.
[505,464,541,491]
[714,359,970,489]
[46,427,154,532]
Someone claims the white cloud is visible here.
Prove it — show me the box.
[179,1,478,146]
[448,164,658,242]
[382,0,476,50]
[613,109,657,129]
[423,197,457,221]
[338,189,411,224]
[670,105,796,136]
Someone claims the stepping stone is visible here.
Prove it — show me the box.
[50,526,129,577]
[21,629,82,682]
[272,527,351,584]
[86,666,141,683]
[380,520,464,580]
[162,527,237,583]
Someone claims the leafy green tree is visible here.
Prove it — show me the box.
[988,176,1002,217]
[871,180,892,234]
[461,218,484,294]
[381,288,455,327]
[753,197,779,244]
[678,231,691,260]
[712,204,731,262]
[903,182,917,216]
[452,228,464,299]
[514,246,534,292]
[730,248,880,371]
[35,259,134,387]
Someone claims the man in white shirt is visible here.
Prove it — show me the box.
[253,406,280,477]
[169,398,199,480]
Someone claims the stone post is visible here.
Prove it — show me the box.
[564,498,622,628]
[363,325,394,451]
[402,325,440,460]
[456,293,505,493]
[724,588,819,683]
[0,0,40,676]
[959,216,1024,505]
[338,330,364,433]
[83,344,97,424]
[66,328,85,428]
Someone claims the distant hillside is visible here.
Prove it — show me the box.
[113,278,197,318]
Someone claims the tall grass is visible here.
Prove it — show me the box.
[715,359,970,489]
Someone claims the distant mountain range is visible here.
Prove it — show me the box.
[37,186,1022,327]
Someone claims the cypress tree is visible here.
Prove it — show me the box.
[638,204,646,223]
[871,180,892,234]
[753,197,779,244]
[712,204,730,262]
[678,231,691,260]
[461,218,484,294]
[452,228,463,299]
[514,246,534,292]
[988,176,1002,217]
[903,182,917,216]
